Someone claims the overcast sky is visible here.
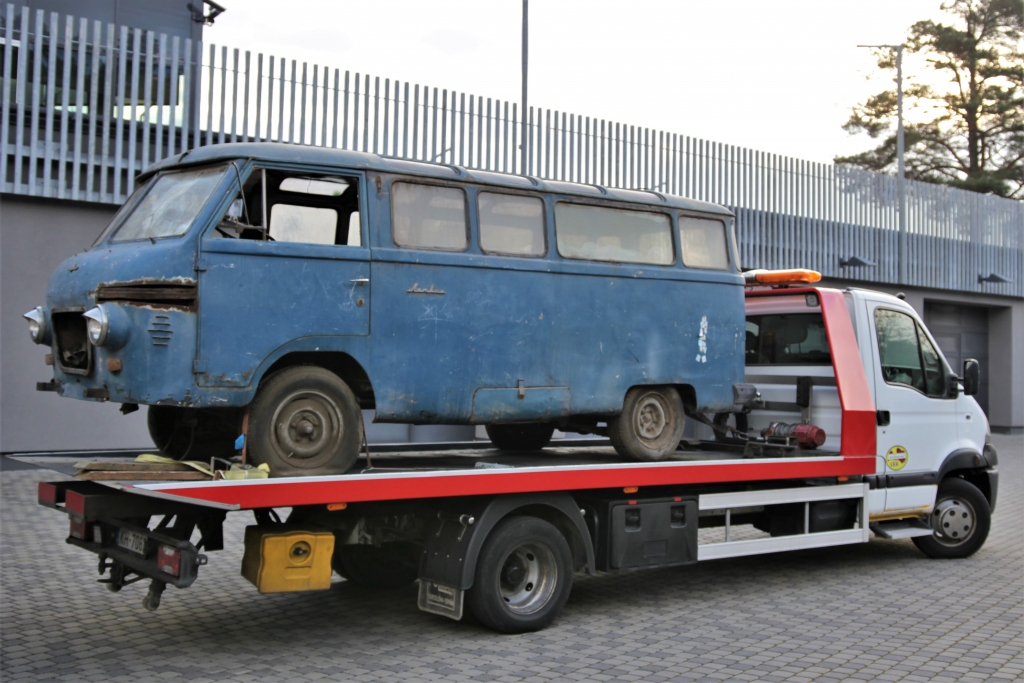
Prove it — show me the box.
[204,0,949,165]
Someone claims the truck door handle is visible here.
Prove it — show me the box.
[350,277,369,285]
[876,410,890,426]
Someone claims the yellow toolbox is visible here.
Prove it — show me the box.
[241,524,335,593]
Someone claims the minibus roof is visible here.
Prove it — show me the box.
[142,142,734,217]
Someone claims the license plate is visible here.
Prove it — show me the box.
[117,528,147,556]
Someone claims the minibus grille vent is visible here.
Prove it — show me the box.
[148,315,173,347]
[51,312,92,374]
[95,281,197,310]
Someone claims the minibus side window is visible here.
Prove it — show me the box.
[679,216,730,269]
[210,170,361,246]
[478,192,545,257]
[392,183,468,251]
[554,203,673,265]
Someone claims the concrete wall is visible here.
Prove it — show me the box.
[1,195,153,452]
[822,276,1024,433]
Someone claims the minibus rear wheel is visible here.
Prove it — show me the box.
[485,423,556,451]
[609,386,685,461]
[247,366,363,477]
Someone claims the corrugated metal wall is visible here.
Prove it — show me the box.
[1,3,1020,296]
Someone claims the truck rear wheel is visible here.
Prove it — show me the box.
[247,366,363,477]
[485,423,556,451]
[609,386,685,461]
[913,478,991,559]
[466,516,573,633]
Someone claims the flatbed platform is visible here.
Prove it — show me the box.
[19,442,869,511]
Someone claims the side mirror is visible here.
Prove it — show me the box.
[962,359,980,396]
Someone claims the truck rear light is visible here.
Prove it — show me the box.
[38,482,58,505]
[69,516,88,540]
[157,545,181,577]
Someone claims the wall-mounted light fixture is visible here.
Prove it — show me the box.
[839,256,877,268]
[978,273,1012,284]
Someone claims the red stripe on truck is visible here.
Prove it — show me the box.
[130,455,876,510]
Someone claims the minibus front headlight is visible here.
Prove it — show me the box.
[83,306,110,346]
[83,304,131,350]
[23,306,51,345]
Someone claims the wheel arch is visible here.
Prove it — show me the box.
[420,493,596,592]
[258,350,375,409]
[938,447,997,509]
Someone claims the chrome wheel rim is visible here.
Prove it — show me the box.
[271,389,344,467]
[497,542,558,615]
[931,496,976,547]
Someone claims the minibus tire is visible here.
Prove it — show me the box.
[247,366,362,477]
[485,423,556,451]
[608,386,685,461]
[466,516,573,633]
[912,477,991,559]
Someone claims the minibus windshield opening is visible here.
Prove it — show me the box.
[110,164,230,243]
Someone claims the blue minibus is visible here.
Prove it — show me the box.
[27,143,746,476]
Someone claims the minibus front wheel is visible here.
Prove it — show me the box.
[247,366,363,477]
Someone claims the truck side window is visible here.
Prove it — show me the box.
[745,314,831,365]
[392,183,468,251]
[875,308,945,396]
[478,192,545,257]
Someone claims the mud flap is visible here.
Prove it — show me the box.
[417,580,464,620]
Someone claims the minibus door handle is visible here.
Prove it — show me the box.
[350,277,369,285]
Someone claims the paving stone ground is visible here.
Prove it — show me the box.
[1,435,1021,682]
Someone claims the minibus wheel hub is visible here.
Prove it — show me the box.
[636,396,668,440]
[273,391,344,461]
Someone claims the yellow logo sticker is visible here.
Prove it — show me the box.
[886,445,909,471]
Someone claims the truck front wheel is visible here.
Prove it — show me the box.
[609,386,685,461]
[913,478,991,559]
[466,516,573,633]
[247,366,363,477]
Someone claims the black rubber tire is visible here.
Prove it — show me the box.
[332,542,421,589]
[147,405,241,460]
[247,366,363,477]
[466,516,573,633]
[608,386,685,461]
[485,423,556,451]
[913,478,991,559]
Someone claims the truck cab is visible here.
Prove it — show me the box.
[742,284,997,557]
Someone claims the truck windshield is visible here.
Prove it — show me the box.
[746,313,832,365]
[110,164,229,243]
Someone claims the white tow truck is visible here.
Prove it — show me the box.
[30,272,998,633]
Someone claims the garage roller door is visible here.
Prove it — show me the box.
[924,303,989,415]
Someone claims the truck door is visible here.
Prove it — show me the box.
[866,300,954,513]
[196,169,370,387]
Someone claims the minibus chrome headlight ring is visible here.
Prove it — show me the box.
[82,304,130,350]
[83,306,110,346]
[23,306,51,345]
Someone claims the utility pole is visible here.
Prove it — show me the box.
[858,43,906,284]
[521,0,529,174]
